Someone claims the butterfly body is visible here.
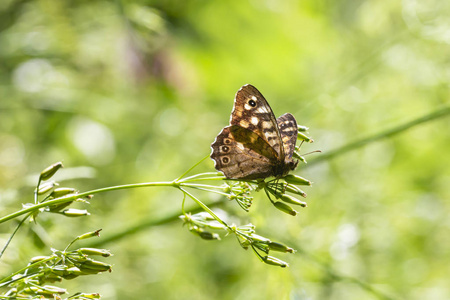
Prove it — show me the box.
[211,84,298,180]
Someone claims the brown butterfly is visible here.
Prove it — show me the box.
[210,84,299,180]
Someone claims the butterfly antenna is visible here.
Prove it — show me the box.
[302,150,322,156]
[296,140,305,150]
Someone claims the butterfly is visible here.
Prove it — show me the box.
[210,84,299,180]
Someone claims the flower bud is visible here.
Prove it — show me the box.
[205,220,227,230]
[297,132,313,143]
[192,212,216,221]
[238,223,255,234]
[280,194,307,207]
[273,202,297,216]
[262,255,288,268]
[199,231,221,241]
[37,181,58,195]
[266,186,282,199]
[284,174,311,186]
[23,285,66,296]
[78,248,112,257]
[48,201,73,212]
[268,242,295,253]
[61,267,83,279]
[297,125,309,132]
[50,187,77,198]
[39,162,64,181]
[78,229,102,240]
[79,260,112,272]
[285,184,307,198]
[292,152,307,164]
[40,285,67,296]
[61,209,90,217]
[29,255,50,264]
[250,234,270,243]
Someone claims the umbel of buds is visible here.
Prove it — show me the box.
[31,162,92,220]
[262,174,312,216]
[4,230,111,299]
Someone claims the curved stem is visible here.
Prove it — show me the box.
[179,187,229,228]
[176,155,210,181]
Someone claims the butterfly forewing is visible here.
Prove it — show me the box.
[211,84,299,180]
[231,85,285,161]
[210,126,274,179]
[277,113,298,160]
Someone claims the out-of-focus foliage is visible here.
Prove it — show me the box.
[1,0,449,299]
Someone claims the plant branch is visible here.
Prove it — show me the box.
[0,182,174,224]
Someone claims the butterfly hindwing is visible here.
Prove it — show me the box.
[230,84,285,161]
[277,113,298,160]
[210,126,274,179]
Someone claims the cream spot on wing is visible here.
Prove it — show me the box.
[235,110,242,117]
[244,103,252,110]
[251,96,257,101]
[236,142,245,150]
[262,121,272,129]
[251,116,259,126]
[240,120,249,128]
[255,107,268,113]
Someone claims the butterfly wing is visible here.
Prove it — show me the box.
[277,113,298,160]
[210,126,275,179]
[230,84,285,161]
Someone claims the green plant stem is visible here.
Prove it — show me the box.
[178,172,220,182]
[0,182,174,224]
[307,105,450,166]
[175,155,210,181]
[179,188,229,228]
[0,213,31,259]
[181,185,230,197]
[181,183,226,190]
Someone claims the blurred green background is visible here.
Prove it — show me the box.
[1,0,449,299]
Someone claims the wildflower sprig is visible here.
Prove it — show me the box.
[0,230,111,299]
[0,125,316,269]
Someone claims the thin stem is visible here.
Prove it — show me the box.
[181,176,227,182]
[0,213,31,259]
[182,185,230,197]
[177,172,220,182]
[250,244,265,261]
[181,193,187,215]
[0,181,174,224]
[181,183,226,190]
[176,155,210,181]
[308,105,450,166]
[179,187,229,228]
[34,178,41,204]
